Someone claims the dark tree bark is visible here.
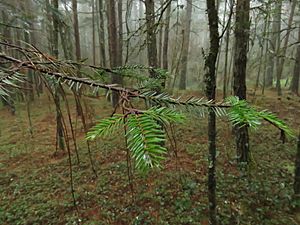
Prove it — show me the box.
[52,0,65,151]
[162,1,171,71]
[290,8,300,95]
[72,0,81,61]
[145,0,158,78]
[179,0,193,90]
[233,0,250,163]
[294,128,300,195]
[107,0,123,107]
[205,0,219,224]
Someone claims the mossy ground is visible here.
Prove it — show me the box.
[0,90,299,224]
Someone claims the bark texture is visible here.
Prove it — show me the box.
[205,1,219,224]
[179,0,193,90]
[233,0,250,163]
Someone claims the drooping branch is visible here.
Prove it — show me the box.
[0,47,293,138]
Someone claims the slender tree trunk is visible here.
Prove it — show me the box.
[124,0,133,64]
[205,0,219,224]
[62,2,75,59]
[107,0,122,107]
[162,2,171,71]
[223,0,233,99]
[162,1,171,88]
[59,25,69,59]
[233,0,250,163]
[139,0,145,65]
[216,0,228,85]
[276,0,296,96]
[255,12,269,94]
[266,0,282,87]
[72,0,81,61]
[92,0,96,65]
[228,41,235,95]
[23,0,36,101]
[157,0,164,68]
[72,0,84,116]
[52,0,65,151]
[145,0,158,78]
[179,0,193,90]
[1,11,16,114]
[118,0,123,65]
[97,0,106,67]
[290,18,300,95]
[294,128,300,195]
[262,2,272,95]
[52,0,59,59]
[45,0,54,54]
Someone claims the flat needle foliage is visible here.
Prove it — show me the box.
[87,107,185,171]
[87,97,294,172]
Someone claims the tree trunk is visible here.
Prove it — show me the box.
[51,0,65,151]
[162,1,171,88]
[290,18,300,95]
[179,0,193,90]
[266,0,282,88]
[255,11,269,94]
[262,1,272,95]
[276,0,296,96]
[118,0,123,65]
[72,0,81,61]
[45,0,54,54]
[52,0,59,59]
[107,0,122,107]
[162,1,171,71]
[205,0,219,224]
[145,0,158,78]
[92,0,96,65]
[157,0,164,68]
[223,0,233,99]
[294,128,300,195]
[233,0,250,163]
[97,0,106,67]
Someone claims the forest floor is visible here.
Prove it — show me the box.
[0,89,300,225]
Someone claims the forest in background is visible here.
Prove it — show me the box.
[0,0,300,224]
